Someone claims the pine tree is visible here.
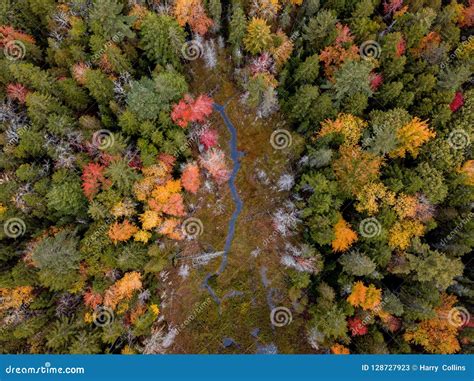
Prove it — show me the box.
[303,10,338,52]
[89,0,135,40]
[32,230,81,291]
[140,13,186,68]
[228,4,247,50]
[243,18,273,55]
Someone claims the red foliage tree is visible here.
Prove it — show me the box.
[200,128,219,150]
[81,162,109,200]
[348,317,368,336]
[370,73,383,91]
[7,83,29,104]
[383,0,403,15]
[450,91,464,112]
[171,94,214,128]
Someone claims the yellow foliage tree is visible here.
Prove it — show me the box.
[393,193,417,219]
[134,230,151,243]
[390,117,435,158]
[318,113,368,146]
[110,200,135,218]
[388,220,425,250]
[244,18,273,55]
[332,216,358,252]
[140,210,162,230]
[151,179,182,204]
[404,293,461,354]
[355,182,395,215]
[0,286,34,311]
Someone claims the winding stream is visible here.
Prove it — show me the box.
[202,103,244,305]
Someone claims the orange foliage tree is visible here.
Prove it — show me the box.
[331,343,350,354]
[319,23,359,80]
[333,146,382,195]
[332,216,358,252]
[108,220,139,244]
[347,281,382,311]
[173,0,213,35]
[404,293,461,354]
[459,0,474,27]
[104,272,143,310]
[0,25,35,46]
[181,163,201,194]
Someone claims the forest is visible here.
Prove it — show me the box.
[0,0,473,355]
